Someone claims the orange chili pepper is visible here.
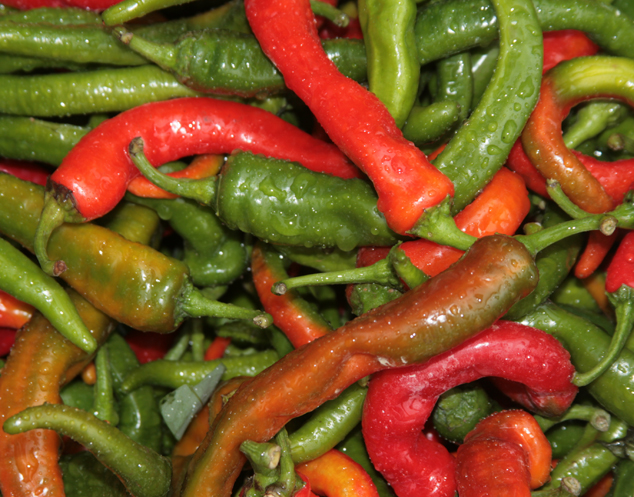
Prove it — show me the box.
[204,336,231,361]
[0,290,34,330]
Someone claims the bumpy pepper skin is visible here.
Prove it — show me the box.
[245,0,454,236]
[216,153,401,251]
[179,235,538,497]
[0,290,115,497]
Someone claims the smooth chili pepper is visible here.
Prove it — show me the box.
[563,102,627,151]
[415,0,634,67]
[125,329,175,364]
[0,327,17,356]
[91,345,119,425]
[612,459,634,497]
[252,242,333,349]
[244,0,454,237]
[0,172,272,332]
[126,193,248,288]
[0,158,49,186]
[456,410,553,497]
[0,235,97,352]
[1,0,121,11]
[60,451,129,497]
[0,289,33,329]
[542,30,599,73]
[433,52,473,132]
[132,146,400,251]
[575,231,618,280]
[296,449,379,497]
[177,234,539,497]
[401,100,462,146]
[358,0,418,129]
[34,97,359,275]
[4,403,171,497]
[521,56,634,213]
[115,28,368,98]
[362,322,576,497]
[204,336,231,361]
[120,350,279,393]
[1,6,102,24]
[0,289,115,497]
[272,167,529,293]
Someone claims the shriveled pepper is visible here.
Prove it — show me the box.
[178,234,538,497]
[456,410,553,497]
[34,96,360,274]
[244,0,454,236]
[362,322,576,497]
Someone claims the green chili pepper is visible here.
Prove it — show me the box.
[470,42,499,107]
[60,379,95,411]
[131,143,401,251]
[60,451,129,497]
[120,349,279,393]
[358,0,419,128]
[273,246,357,273]
[547,422,587,460]
[348,282,403,316]
[289,382,367,464]
[433,52,473,129]
[125,194,248,288]
[0,236,97,352]
[402,100,462,146]
[612,458,634,497]
[92,346,119,426]
[1,6,102,24]
[563,101,628,150]
[0,172,272,332]
[4,403,172,497]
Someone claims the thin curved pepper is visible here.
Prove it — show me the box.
[0,172,272,332]
[521,56,634,214]
[244,0,454,237]
[178,234,539,497]
[34,96,359,274]
[0,158,49,186]
[456,410,552,497]
[252,242,333,349]
[575,231,618,280]
[4,403,172,497]
[362,322,576,497]
[0,236,97,352]
[0,289,115,497]
[0,289,33,329]
[296,449,379,497]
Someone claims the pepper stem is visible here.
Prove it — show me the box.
[407,197,477,251]
[607,132,634,154]
[534,404,611,433]
[309,0,349,27]
[128,137,217,206]
[34,195,67,276]
[272,258,401,295]
[92,346,120,426]
[240,440,281,476]
[114,27,178,73]
[181,286,273,328]
[546,180,591,220]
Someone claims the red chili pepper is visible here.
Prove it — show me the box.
[362,321,576,497]
[244,0,454,235]
[252,242,332,348]
[583,472,613,497]
[575,231,618,279]
[455,410,552,497]
[204,336,231,361]
[124,329,174,364]
[126,154,224,199]
[0,328,17,356]
[0,290,34,330]
[542,30,599,73]
[606,231,634,293]
[0,159,49,187]
[296,450,379,497]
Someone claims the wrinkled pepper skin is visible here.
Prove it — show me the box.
[179,235,538,497]
[0,290,115,497]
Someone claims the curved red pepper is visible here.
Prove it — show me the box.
[0,159,49,187]
[542,30,599,74]
[362,321,576,497]
[244,0,454,235]
[456,410,552,497]
[49,97,360,223]
[296,450,379,497]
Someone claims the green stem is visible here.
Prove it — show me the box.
[240,440,281,475]
[92,346,119,426]
[573,299,634,387]
[546,180,590,220]
[272,428,297,497]
[407,197,477,250]
[272,258,400,295]
[129,136,217,205]
[3,404,171,497]
[607,132,634,154]
[33,195,66,276]
[181,287,272,329]
[190,318,205,362]
[114,27,178,73]
[534,404,611,433]
[163,328,190,361]
[310,0,349,27]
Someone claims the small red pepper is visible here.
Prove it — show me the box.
[244,0,454,235]
[296,450,379,497]
[0,159,49,187]
[456,410,552,497]
[575,231,619,279]
[0,290,34,330]
[362,321,576,497]
[203,336,231,361]
[124,329,175,364]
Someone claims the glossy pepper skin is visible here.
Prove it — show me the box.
[179,234,538,497]
[0,290,115,497]
[362,322,576,497]
[456,410,552,497]
[244,0,454,236]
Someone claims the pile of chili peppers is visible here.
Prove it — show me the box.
[4,0,634,496]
